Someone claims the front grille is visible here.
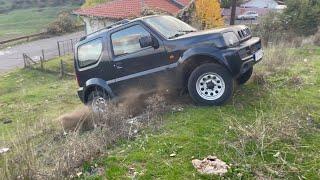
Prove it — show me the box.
[238,28,251,40]
[239,41,262,60]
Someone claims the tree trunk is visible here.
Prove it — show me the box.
[230,0,237,25]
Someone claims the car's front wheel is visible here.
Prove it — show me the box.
[188,63,234,106]
[87,89,109,113]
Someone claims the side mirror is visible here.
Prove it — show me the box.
[139,35,159,49]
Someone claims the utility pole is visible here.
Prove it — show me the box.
[230,0,237,25]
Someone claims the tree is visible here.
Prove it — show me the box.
[195,0,224,29]
[283,0,320,36]
[229,0,237,25]
[82,0,110,7]
[220,0,244,8]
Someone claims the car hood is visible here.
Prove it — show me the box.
[172,25,251,45]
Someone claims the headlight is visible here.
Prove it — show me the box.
[222,32,239,47]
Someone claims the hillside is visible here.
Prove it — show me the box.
[0,45,319,179]
[96,46,320,179]
[0,1,82,41]
[0,0,83,13]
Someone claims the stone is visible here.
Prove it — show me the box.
[192,155,229,176]
[0,147,10,154]
[2,118,12,124]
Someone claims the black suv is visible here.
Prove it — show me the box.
[74,15,263,111]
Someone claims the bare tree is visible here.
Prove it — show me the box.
[230,0,237,25]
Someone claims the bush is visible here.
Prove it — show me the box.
[283,0,320,36]
[313,30,320,46]
[253,0,320,44]
[47,12,77,35]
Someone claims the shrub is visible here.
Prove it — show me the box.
[283,0,320,36]
[82,0,110,8]
[313,30,320,46]
[47,12,77,35]
[252,12,285,44]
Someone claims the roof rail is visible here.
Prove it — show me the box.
[80,19,130,41]
[106,19,130,29]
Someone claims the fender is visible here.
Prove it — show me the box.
[177,46,229,70]
[84,78,115,101]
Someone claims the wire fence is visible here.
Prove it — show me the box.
[57,37,81,57]
[19,36,81,76]
[21,36,81,66]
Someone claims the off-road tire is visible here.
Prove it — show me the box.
[237,67,253,85]
[188,63,234,106]
[87,89,109,113]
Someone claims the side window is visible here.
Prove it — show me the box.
[77,38,103,68]
[111,25,150,56]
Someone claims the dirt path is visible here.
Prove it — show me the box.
[0,31,84,74]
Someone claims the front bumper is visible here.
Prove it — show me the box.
[223,37,263,77]
[77,87,85,103]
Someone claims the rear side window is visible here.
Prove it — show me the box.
[77,38,103,68]
[111,25,150,56]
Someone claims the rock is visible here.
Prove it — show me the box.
[172,106,184,112]
[0,147,10,154]
[2,118,12,124]
[76,172,83,177]
[192,155,229,176]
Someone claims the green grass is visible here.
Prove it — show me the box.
[0,56,80,145]
[0,5,79,39]
[1,47,320,179]
[84,47,320,179]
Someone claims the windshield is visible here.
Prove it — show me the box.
[144,16,197,39]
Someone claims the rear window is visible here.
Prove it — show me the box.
[77,38,103,68]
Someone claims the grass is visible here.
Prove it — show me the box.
[0,5,79,40]
[83,47,320,179]
[0,56,79,145]
[0,45,320,179]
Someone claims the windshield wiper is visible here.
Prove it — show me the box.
[178,30,196,33]
[168,30,197,39]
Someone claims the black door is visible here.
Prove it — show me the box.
[109,23,169,95]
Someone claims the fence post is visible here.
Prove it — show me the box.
[23,54,26,68]
[60,60,64,78]
[62,43,65,56]
[41,49,45,61]
[57,41,61,57]
[40,57,44,70]
[70,39,74,52]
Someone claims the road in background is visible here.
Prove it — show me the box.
[0,31,84,74]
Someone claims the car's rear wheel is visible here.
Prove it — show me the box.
[237,67,253,85]
[87,89,109,113]
[188,63,234,106]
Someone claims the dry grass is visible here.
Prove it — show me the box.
[250,42,304,90]
[302,29,320,46]
[0,93,169,179]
